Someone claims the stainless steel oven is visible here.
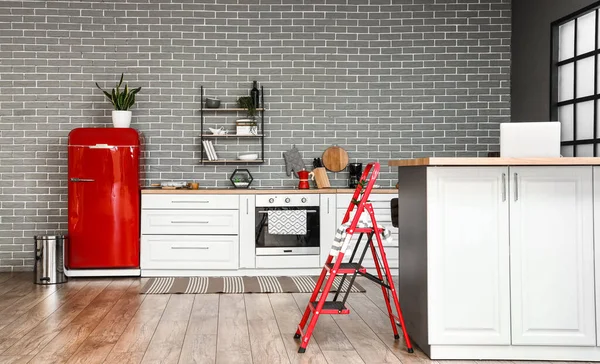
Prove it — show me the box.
[255,194,320,256]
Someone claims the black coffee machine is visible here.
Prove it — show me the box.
[348,163,362,188]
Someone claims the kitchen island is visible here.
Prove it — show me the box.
[388,157,600,361]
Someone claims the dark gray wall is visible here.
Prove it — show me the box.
[511,0,597,121]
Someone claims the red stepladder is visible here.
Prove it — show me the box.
[294,162,413,353]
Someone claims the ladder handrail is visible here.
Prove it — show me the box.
[341,162,380,230]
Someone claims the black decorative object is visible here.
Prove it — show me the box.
[230,169,253,188]
[251,80,260,108]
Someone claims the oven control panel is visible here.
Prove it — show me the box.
[255,194,320,207]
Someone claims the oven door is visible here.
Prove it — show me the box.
[255,206,320,256]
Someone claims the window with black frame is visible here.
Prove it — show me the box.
[552,2,600,157]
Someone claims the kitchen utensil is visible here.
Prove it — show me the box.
[189,182,199,190]
[309,167,330,189]
[348,162,363,188]
[297,169,310,189]
[238,153,259,161]
[205,98,221,108]
[321,146,349,172]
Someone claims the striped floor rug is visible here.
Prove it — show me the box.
[140,276,366,294]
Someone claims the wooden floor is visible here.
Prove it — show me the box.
[0,273,574,364]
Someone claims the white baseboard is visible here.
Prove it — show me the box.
[65,268,140,277]
[430,344,600,361]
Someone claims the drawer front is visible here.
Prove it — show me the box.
[142,194,239,210]
[141,235,238,269]
[336,193,395,209]
[141,210,239,235]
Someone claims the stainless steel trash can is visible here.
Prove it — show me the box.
[34,235,67,285]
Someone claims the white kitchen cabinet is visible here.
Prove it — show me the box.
[510,166,595,346]
[141,235,238,270]
[427,167,511,345]
[141,194,241,273]
[239,195,255,269]
[319,194,336,265]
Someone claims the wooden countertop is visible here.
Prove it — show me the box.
[388,157,600,167]
[142,188,398,195]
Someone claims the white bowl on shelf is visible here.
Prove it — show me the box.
[238,153,258,161]
[208,127,226,135]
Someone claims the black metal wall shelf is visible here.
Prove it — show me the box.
[199,85,265,165]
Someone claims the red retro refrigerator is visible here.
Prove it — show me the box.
[66,128,141,275]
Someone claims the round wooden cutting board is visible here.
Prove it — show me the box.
[322,145,349,172]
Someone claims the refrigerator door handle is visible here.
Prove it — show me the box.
[70,178,95,182]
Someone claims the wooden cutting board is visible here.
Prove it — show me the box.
[322,146,349,172]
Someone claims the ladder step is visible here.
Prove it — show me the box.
[325,262,367,274]
[310,301,350,315]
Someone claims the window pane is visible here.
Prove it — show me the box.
[577,143,594,156]
[577,57,595,97]
[560,20,575,61]
[559,63,574,101]
[577,101,595,140]
[562,145,574,157]
[577,11,596,55]
[559,104,574,141]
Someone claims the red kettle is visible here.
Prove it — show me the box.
[297,169,310,189]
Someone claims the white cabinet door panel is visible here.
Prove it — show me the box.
[427,167,510,345]
[141,235,238,270]
[510,166,595,346]
[239,195,256,269]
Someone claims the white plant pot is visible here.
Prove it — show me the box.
[112,110,132,128]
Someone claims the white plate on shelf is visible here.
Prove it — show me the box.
[238,154,259,161]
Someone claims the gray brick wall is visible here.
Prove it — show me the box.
[0,0,511,271]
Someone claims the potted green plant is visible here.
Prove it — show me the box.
[95,73,142,128]
[236,96,258,135]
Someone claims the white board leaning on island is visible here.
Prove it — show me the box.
[500,121,561,158]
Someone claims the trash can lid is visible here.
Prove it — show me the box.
[34,235,67,240]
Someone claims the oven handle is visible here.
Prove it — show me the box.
[257,210,318,214]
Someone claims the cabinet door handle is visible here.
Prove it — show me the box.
[246,198,249,215]
[514,173,518,201]
[327,198,330,214]
[171,246,209,250]
[170,221,209,224]
[502,173,506,201]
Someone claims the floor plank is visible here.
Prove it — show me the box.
[322,349,366,364]
[65,281,145,364]
[106,294,169,363]
[0,280,88,351]
[27,279,132,364]
[0,279,109,356]
[140,295,194,364]
[216,294,252,364]
[0,355,33,364]
[0,284,63,330]
[333,318,401,364]
[269,293,329,364]
[178,294,219,364]
[245,294,289,364]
